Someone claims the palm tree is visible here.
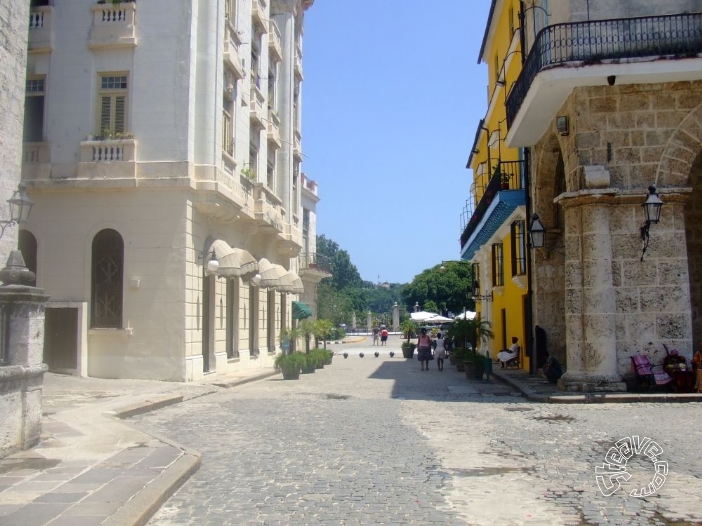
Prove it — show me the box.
[399,318,418,344]
[447,317,494,354]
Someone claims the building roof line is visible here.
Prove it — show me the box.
[477,0,498,64]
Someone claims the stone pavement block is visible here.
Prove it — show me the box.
[0,502,72,526]
[33,491,88,503]
[46,516,105,526]
[69,468,122,485]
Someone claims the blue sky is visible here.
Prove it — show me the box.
[302,0,491,285]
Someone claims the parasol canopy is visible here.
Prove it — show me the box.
[258,258,288,289]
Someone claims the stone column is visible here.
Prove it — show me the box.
[366,311,372,333]
[392,302,399,332]
[559,203,625,391]
[351,311,356,330]
[0,251,50,454]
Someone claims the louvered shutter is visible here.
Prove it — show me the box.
[114,96,126,135]
[100,96,112,135]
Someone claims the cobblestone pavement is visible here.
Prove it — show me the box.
[132,337,702,525]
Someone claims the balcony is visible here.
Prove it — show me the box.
[77,138,137,180]
[268,20,283,63]
[252,0,268,34]
[253,183,284,234]
[249,84,266,131]
[21,143,51,181]
[299,252,332,278]
[224,23,244,79]
[506,13,702,147]
[89,2,137,50]
[460,160,526,260]
[28,6,54,53]
[276,222,303,256]
[293,130,301,160]
[267,110,281,149]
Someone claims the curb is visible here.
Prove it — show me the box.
[102,448,201,526]
[112,394,185,419]
[211,370,280,388]
[491,369,702,404]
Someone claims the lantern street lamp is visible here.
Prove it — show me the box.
[0,183,33,238]
[640,185,663,261]
[528,213,546,249]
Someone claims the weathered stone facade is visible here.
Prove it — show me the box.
[531,81,701,390]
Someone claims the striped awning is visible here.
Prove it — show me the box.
[258,258,288,289]
[292,301,312,320]
[210,240,258,277]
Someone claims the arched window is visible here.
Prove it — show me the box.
[91,229,123,328]
[18,230,37,287]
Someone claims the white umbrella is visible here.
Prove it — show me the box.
[424,314,454,324]
[410,311,439,322]
[454,311,477,320]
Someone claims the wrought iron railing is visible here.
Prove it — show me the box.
[299,252,331,274]
[460,160,525,249]
[507,13,702,127]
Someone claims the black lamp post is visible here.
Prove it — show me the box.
[640,185,663,261]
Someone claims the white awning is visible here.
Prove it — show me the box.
[258,258,288,289]
[210,239,258,278]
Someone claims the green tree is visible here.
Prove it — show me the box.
[401,261,474,314]
[317,234,362,290]
[313,319,334,349]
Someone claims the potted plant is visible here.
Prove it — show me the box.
[298,351,316,374]
[463,352,485,380]
[241,167,256,181]
[451,347,470,372]
[400,318,418,359]
[274,352,305,380]
[310,348,327,369]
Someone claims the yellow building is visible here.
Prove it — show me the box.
[461,0,531,370]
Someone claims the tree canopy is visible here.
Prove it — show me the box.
[400,260,474,315]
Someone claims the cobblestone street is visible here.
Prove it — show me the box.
[133,337,702,525]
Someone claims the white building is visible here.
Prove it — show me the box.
[21,0,323,382]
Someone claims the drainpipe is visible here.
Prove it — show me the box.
[524,146,536,375]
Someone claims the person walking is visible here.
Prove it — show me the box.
[372,327,379,346]
[417,328,433,371]
[380,327,388,346]
[434,332,446,371]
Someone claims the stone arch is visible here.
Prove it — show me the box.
[657,101,702,187]
[658,101,702,348]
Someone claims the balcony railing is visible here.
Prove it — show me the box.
[89,1,137,49]
[299,252,331,275]
[28,6,53,52]
[460,160,525,249]
[507,13,702,127]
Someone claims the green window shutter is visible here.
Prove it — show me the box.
[100,96,112,135]
[114,96,126,135]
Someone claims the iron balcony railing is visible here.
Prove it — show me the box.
[507,12,702,127]
[460,160,525,249]
[299,252,331,275]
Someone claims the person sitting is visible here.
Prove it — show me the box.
[542,355,563,384]
[497,337,520,369]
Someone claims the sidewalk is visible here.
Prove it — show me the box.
[0,368,278,526]
[492,367,702,403]
[2,356,700,526]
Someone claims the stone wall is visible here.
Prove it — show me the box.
[531,81,701,383]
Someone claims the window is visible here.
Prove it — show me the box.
[509,2,515,36]
[292,164,299,211]
[224,0,236,23]
[98,74,128,138]
[266,151,275,189]
[268,63,277,111]
[91,229,124,328]
[491,243,504,287]
[223,99,233,155]
[226,279,239,359]
[471,262,480,295]
[302,208,310,254]
[249,141,258,177]
[511,220,527,276]
[24,78,45,143]
[251,33,261,89]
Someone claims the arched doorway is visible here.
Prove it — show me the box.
[685,152,702,347]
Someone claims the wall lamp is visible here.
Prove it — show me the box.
[0,183,33,239]
[528,213,546,248]
[199,249,220,275]
[640,185,663,262]
[472,291,493,303]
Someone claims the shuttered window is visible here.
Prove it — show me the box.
[98,75,128,138]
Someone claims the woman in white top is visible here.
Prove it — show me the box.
[434,332,446,371]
